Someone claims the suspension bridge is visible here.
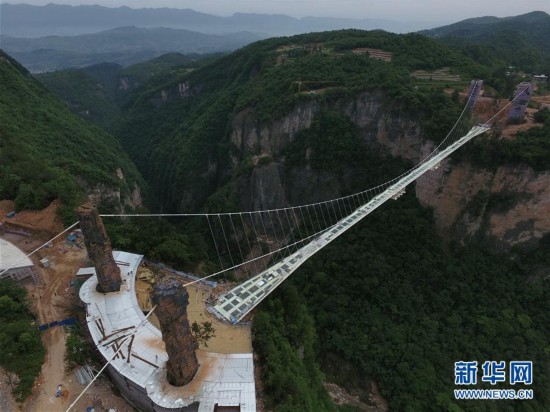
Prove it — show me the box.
[213,122,490,323]
[1,80,517,325]
[98,80,501,324]
[1,79,528,411]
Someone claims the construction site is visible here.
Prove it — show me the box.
[0,201,256,412]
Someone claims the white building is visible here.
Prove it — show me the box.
[0,238,34,281]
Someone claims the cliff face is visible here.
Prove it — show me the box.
[230,92,422,211]
[417,162,550,251]
[229,92,550,250]
[230,92,421,161]
[77,168,143,213]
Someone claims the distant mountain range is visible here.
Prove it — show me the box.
[2,5,549,73]
[1,26,261,72]
[0,3,441,38]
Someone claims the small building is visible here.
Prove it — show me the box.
[533,74,548,82]
[0,238,34,281]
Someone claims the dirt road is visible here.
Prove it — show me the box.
[21,244,86,412]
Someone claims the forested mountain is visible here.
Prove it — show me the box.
[0,50,144,221]
[1,26,260,72]
[111,29,502,213]
[420,11,550,72]
[106,28,550,410]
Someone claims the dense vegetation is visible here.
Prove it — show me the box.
[0,50,143,222]
[464,109,550,172]
[248,102,550,409]
[37,66,122,131]
[281,193,550,411]
[104,216,209,271]
[253,283,336,411]
[37,53,217,132]
[0,280,45,400]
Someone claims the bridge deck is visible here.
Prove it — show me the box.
[212,125,490,323]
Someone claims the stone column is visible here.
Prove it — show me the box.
[76,203,121,293]
[151,277,199,387]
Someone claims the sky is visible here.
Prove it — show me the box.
[11,0,550,22]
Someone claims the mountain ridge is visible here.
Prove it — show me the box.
[1,26,261,72]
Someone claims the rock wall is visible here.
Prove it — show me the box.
[230,92,421,161]
[77,203,122,292]
[229,92,422,212]
[151,278,199,387]
[416,162,550,250]
[231,93,550,250]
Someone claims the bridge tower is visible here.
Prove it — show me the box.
[151,277,199,387]
[77,203,121,293]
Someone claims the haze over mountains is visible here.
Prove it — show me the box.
[1,4,549,73]
[1,26,260,72]
[1,3,440,38]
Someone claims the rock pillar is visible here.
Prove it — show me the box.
[76,203,121,293]
[151,277,199,387]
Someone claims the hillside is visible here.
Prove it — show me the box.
[420,11,550,71]
[36,53,213,131]
[1,26,260,72]
[107,28,550,410]
[0,50,144,221]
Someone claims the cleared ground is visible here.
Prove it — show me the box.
[0,201,133,412]
[135,266,252,354]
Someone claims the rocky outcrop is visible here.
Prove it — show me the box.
[77,203,122,293]
[151,277,199,387]
[78,168,143,212]
[231,101,319,155]
[416,162,550,250]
